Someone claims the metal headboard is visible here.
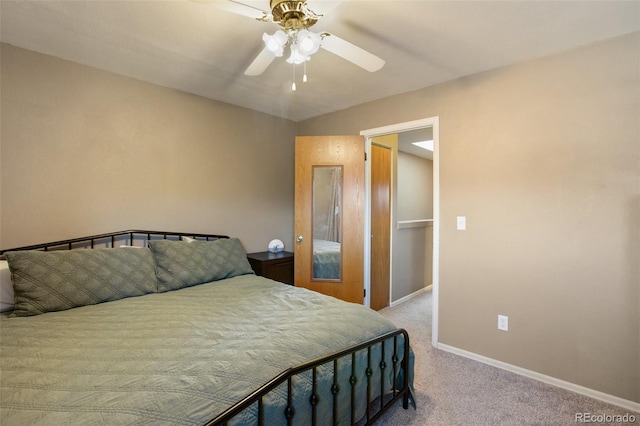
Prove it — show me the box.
[0,230,229,259]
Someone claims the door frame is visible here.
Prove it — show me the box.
[361,116,440,348]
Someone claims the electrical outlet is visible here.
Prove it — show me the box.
[456,216,466,230]
[498,315,509,331]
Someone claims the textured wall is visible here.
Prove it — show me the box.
[298,33,640,403]
[395,152,434,299]
[398,152,433,220]
[0,44,297,253]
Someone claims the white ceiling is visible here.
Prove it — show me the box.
[1,1,638,122]
[398,127,433,160]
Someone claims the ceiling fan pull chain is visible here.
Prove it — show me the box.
[303,61,308,83]
[292,61,297,91]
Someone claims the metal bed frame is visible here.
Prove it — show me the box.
[0,229,228,258]
[0,230,411,425]
[208,328,410,426]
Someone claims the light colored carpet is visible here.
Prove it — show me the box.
[375,290,638,425]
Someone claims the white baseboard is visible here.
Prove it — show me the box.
[437,343,640,414]
[390,285,432,307]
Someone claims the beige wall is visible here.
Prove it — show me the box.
[299,32,640,403]
[393,224,433,299]
[394,152,434,298]
[398,152,433,220]
[0,44,296,253]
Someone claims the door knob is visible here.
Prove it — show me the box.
[296,235,304,243]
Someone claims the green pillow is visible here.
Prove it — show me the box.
[5,248,158,317]
[149,238,254,292]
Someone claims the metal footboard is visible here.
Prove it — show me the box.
[207,328,410,426]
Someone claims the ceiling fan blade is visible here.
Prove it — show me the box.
[306,1,342,17]
[320,34,385,72]
[217,0,270,21]
[244,47,276,76]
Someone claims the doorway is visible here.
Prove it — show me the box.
[362,117,440,347]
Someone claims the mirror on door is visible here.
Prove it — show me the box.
[312,166,342,280]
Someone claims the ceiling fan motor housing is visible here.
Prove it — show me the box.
[270,0,319,31]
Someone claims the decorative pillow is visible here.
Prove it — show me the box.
[0,260,14,313]
[5,248,158,317]
[149,238,254,292]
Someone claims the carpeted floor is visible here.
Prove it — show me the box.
[375,290,638,425]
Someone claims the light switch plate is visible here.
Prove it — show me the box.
[456,216,466,230]
[498,315,509,331]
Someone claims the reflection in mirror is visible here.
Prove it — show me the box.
[312,166,342,280]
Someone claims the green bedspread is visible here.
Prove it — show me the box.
[0,275,409,425]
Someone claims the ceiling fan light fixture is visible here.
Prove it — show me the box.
[286,28,321,65]
[286,43,308,65]
[297,29,321,56]
[263,30,287,56]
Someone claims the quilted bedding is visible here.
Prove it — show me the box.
[0,274,409,425]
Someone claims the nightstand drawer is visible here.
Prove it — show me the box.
[247,251,294,285]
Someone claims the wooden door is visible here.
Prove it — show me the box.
[370,144,391,310]
[294,136,365,304]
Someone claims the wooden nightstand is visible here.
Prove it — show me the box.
[247,251,294,285]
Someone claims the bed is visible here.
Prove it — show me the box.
[0,230,413,425]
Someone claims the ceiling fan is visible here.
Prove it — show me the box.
[221,0,385,89]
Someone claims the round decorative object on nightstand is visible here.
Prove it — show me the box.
[268,239,285,253]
